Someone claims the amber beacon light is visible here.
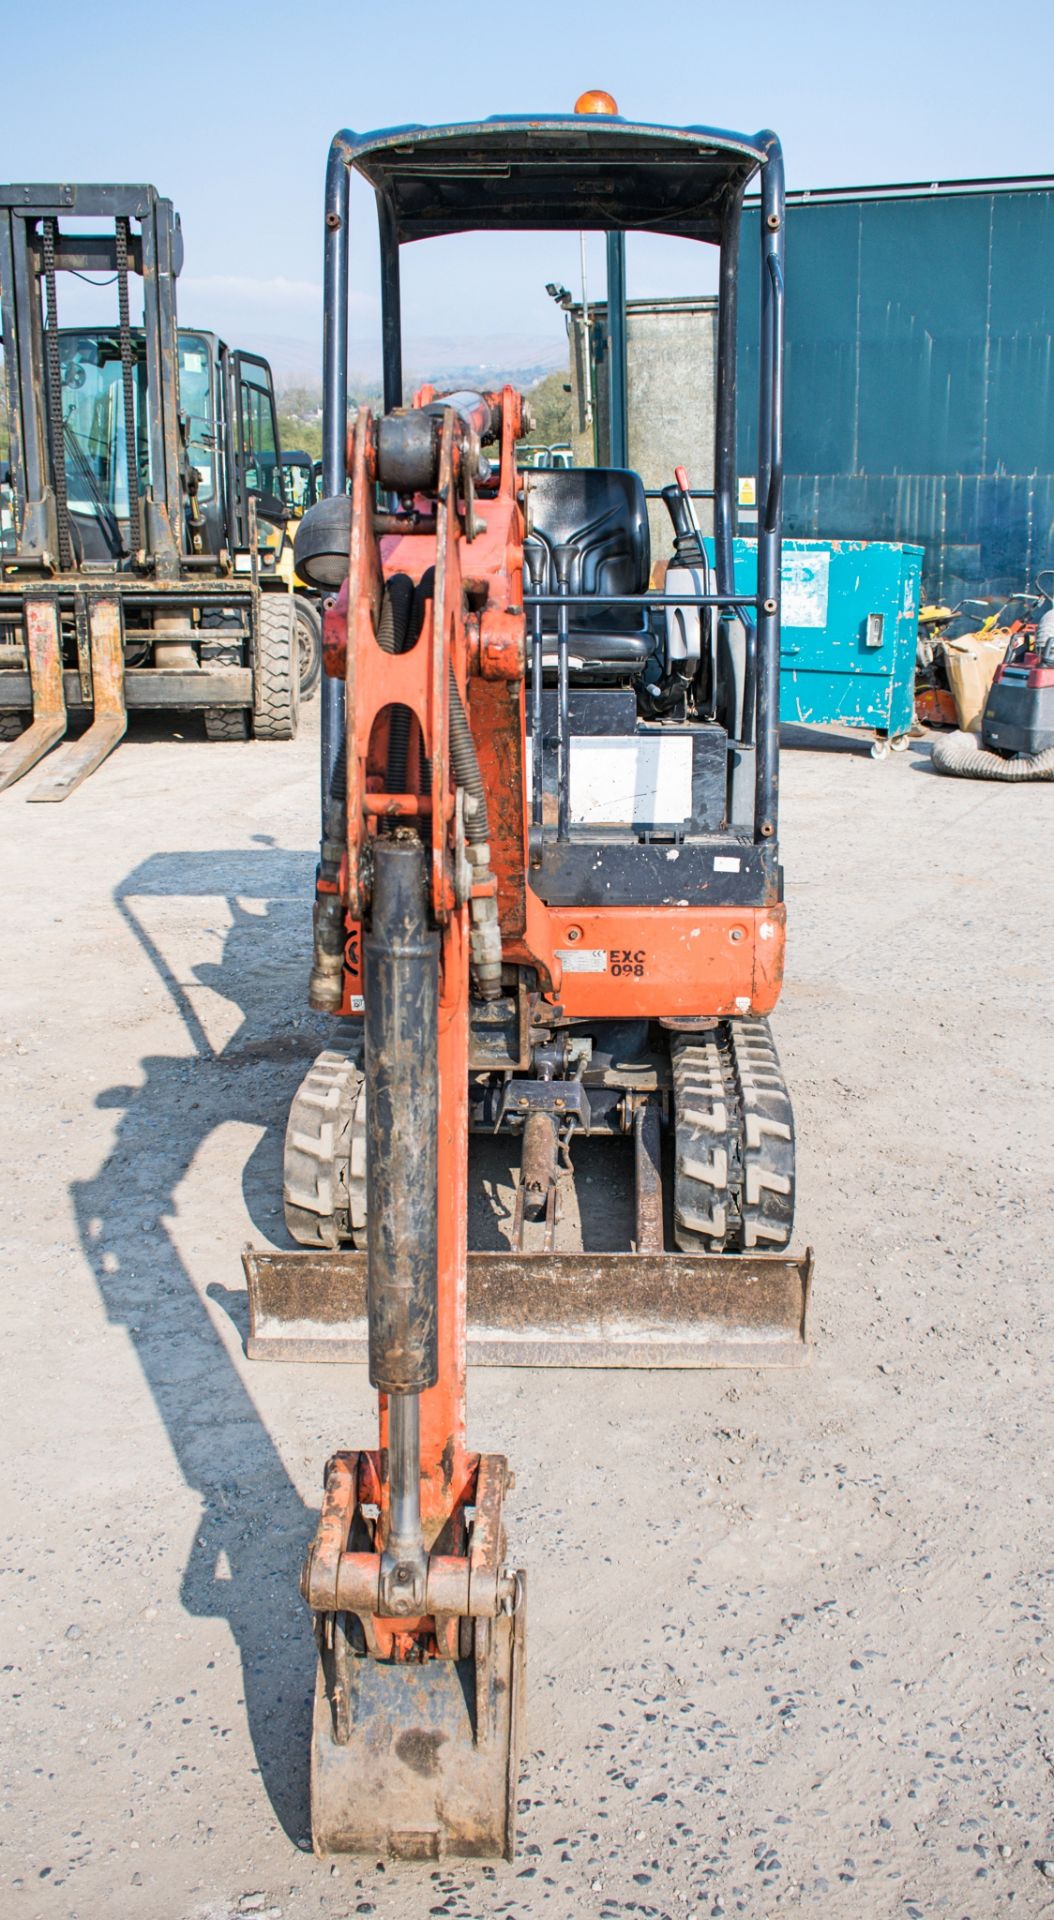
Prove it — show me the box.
[574,89,619,115]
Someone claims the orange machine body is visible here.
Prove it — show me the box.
[318,388,787,1588]
[323,397,786,1038]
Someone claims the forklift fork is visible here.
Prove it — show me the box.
[29,596,127,802]
[0,598,67,792]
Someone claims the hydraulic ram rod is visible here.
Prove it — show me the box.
[364,833,440,1396]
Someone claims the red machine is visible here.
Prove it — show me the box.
[245,103,810,1860]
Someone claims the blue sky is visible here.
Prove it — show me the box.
[9,0,1054,381]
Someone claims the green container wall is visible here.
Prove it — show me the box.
[738,184,1054,604]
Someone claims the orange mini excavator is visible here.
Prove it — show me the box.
[244,100,810,1860]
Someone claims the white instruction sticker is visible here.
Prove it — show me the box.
[781,549,830,628]
[570,735,693,826]
[714,855,741,872]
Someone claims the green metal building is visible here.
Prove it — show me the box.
[738,175,1054,604]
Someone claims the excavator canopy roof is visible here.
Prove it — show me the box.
[334,116,773,244]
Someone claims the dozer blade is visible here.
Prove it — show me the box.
[311,1597,525,1860]
[243,1246,812,1368]
[29,597,126,801]
[0,599,67,791]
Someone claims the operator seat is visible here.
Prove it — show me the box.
[524,467,654,669]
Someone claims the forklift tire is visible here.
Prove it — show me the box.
[204,709,250,741]
[294,595,322,700]
[201,611,251,741]
[253,596,300,740]
[0,713,25,742]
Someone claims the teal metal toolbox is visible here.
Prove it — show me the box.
[709,537,924,753]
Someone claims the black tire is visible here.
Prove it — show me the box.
[0,713,25,742]
[204,707,250,741]
[253,595,299,740]
[294,595,322,700]
[201,610,250,741]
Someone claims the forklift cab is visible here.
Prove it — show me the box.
[50,326,285,565]
[281,449,320,517]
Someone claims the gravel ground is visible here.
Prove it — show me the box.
[1,702,1052,1920]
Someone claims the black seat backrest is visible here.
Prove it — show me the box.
[526,468,650,597]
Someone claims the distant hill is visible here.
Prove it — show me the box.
[253,328,566,391]
[278,357,572,463]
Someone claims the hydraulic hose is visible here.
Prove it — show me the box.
[931,731,1054,781]
[374,565,499,993]
[375,573,415,791]
[448,671,489,843]
[401,567,488,842]
[309,711,350,1013]
[448,663,500,994]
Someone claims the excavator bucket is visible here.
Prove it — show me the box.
[243,1244,811,1369]
[310,1563,525,1859]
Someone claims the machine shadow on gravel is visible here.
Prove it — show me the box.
[70,837,328,1844]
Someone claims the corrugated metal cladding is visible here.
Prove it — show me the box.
[738,183,1054,602]
[567,297,718,560]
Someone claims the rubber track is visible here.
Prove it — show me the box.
[731,1019,795,1247]
[283,1048,366,1249]
[672,1018,795,1253]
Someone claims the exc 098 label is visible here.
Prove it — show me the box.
[609,948,646,978]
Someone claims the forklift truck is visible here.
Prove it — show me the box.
[0,184,299,798]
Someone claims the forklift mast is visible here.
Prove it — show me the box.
[0,184,185,578]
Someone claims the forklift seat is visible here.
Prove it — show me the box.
[525,467,654,667]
